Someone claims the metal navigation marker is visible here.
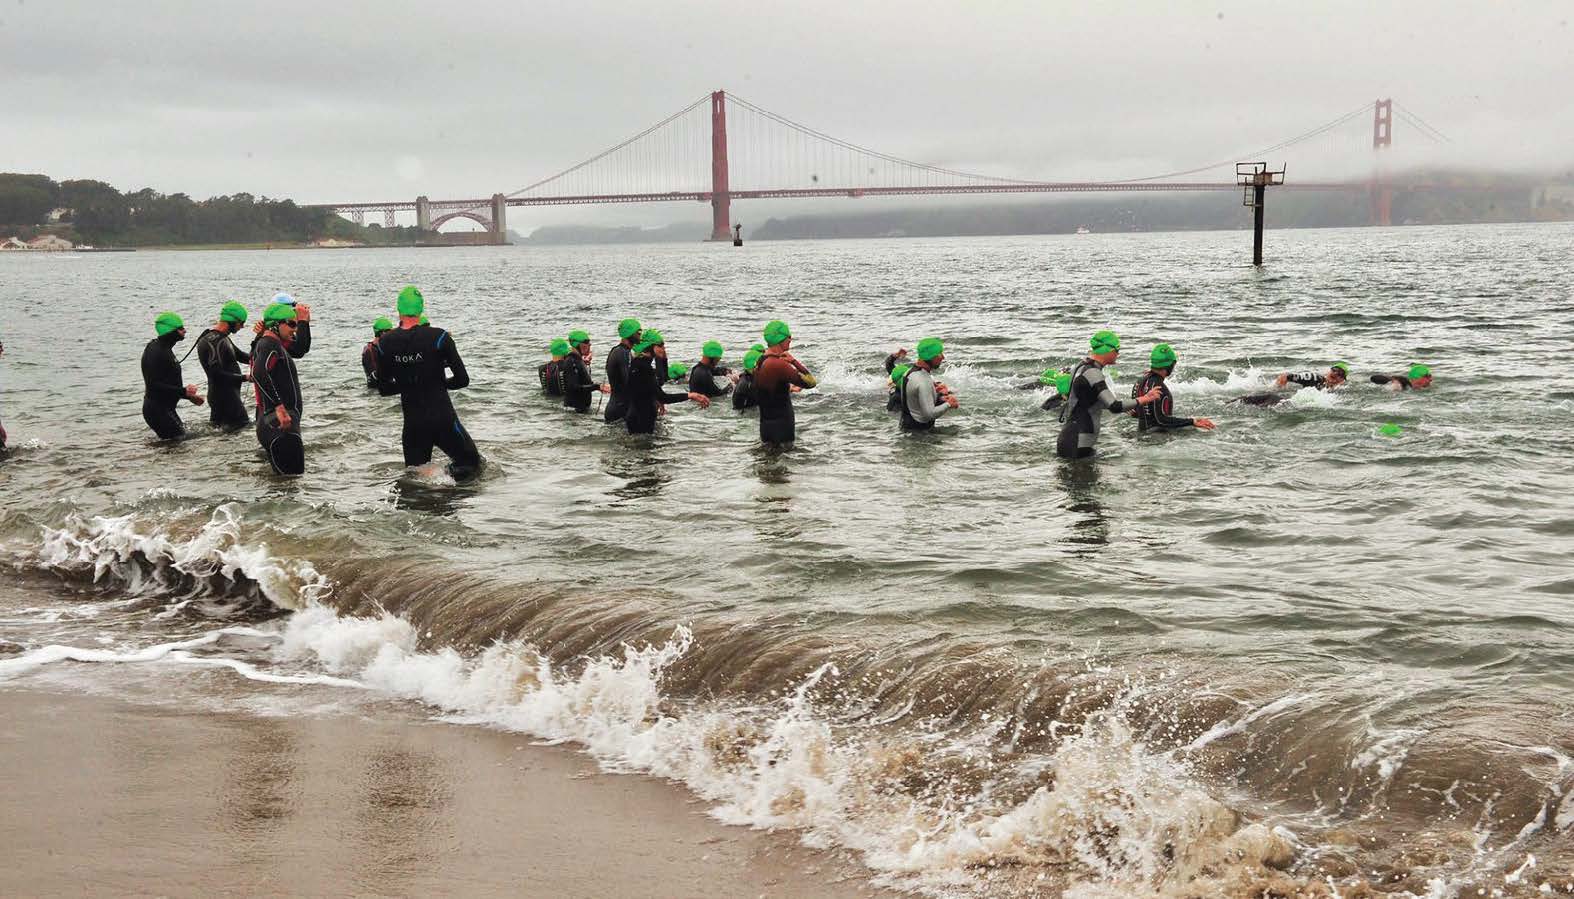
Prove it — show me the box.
[1237,162,1286,266]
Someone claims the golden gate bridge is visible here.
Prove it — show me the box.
[314,91,1448,243]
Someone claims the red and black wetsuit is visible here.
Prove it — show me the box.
[1131,370,1196,432]
[250,331,305,474]
[753,352,812,445]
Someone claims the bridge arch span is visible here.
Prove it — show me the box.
[429,210,493,232]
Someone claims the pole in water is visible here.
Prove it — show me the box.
[1236,162,1286,267]
[732,223,743,247]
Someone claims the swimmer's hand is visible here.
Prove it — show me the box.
[275,405,292,429]
[945,394,960,409]
[1275,373,1289,388]
[599,384,611,394]
[294,303,311,322]
[688,392,711,409]
[1138,388,1162,405]
[1195,417,1217,430]
[799,373,818,389]
[185,385,205,405]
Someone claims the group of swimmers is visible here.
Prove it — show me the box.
[120,286,1433,477]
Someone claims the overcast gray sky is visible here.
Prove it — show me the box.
[4,0,1570,228]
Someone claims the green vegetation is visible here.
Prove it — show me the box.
[0,172,418,247]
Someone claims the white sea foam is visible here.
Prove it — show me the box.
[266,603,1300,896]
[34,506,327,610]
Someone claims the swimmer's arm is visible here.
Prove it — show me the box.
[442,334,469,390]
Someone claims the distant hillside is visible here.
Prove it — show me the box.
[525,222,710,245]
[0,172,418,247]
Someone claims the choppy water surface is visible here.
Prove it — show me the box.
[3,225,1573,897]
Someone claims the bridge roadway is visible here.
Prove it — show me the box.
[312,180,1369,215]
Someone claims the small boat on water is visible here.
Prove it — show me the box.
[1075,226,1091,234]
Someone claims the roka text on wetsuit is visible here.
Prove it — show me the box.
[141,327,198,440]
[375,323,481,479]
[624,353,691,434]
[1131,370,1197,432]
[195,328,250,428]
[1056,360,1139,459]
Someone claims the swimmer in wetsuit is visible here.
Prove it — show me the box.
[666,362,688,384]
[688,340,735,399]
[754,320,817,446]
[733,345,765,412]
[194,301,252,429]
[141,312,205,440]
[604,318,641,424]
[560,329,610,413]
[895,337,959,431]
[539,339,569,396]
[1055,330,1161,460]
[1235,362,1349,407]
[1131,343,1215,433]
[623,330,710,434]
[1371,364,1433,391]
[374,285,482,481]
[362,318,393,389]
[249,303,306,474]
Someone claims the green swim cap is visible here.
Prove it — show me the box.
[763,320,791,346]
[1039,367,1058,385]
[668,362,688,379]
[219,301,248,325]
[743,349,762,372]
[396,285,424,317]
[702,340,724,360]
[1150,343,1177,369]
[751,343,764,354]
[1378,422,1403,437]
[891,362,913,386]
[154,311,185,336]
[418,315,429,326]
[1331,361,1351,376]
[1408,364,1431,380]
[618,318,642,340]
[549,338,570,357]
[634,329,665,353]
[263,302,297,324]
[916,337,944,362]
[1090,330,1120,354]
[568,329,590,347]
[1055,372,1073,397]
[372,317,393,335]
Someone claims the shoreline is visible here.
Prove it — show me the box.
[0,687,898,899]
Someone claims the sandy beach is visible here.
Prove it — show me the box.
[0,688,896,898]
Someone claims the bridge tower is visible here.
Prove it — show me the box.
[1370,99,1393,226]
[416,196,432,231]
[490,193,508,243]
[708,90,733,241]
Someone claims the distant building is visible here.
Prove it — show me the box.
[1,237,28,250]
[46,207,72,223]
[26,235,74,251]
[310,237,364,248]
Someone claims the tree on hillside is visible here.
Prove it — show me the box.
[0,173,60,226]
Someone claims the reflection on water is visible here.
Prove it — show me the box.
[1057,461,1108,550]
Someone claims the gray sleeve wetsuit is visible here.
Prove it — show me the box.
[902,368,950,428]
[1055,362,1135,459]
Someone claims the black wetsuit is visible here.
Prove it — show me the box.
[375,325,481,479]
[1286,371,1329,389]
[689,362,732,399]
[538,359,564,396]
[361,341,380,389]
[195,328,250,429]
[141,333,197,440]
[1132,371,1195,432]
[1370,374,1414,390]
[250,332,305,474]
[883,352,904,412]
[754,353,812,445]
[1055,360,1137,460]
[1236,371,1333,407]
[560,352,602,413]
[603,342,635,423]
[732,372,759,411]
[623,355,690,434]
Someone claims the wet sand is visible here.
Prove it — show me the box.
[0,689,897,898]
